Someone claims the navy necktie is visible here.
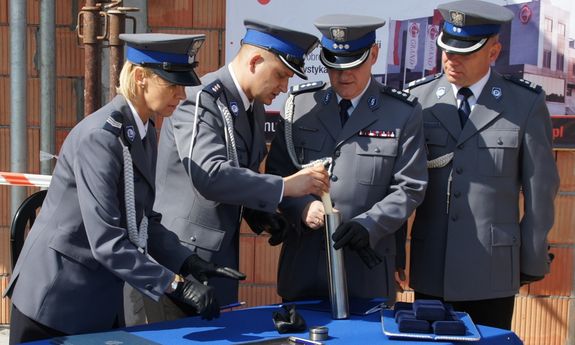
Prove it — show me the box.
[458,87,473,127]
[339,99,352,127]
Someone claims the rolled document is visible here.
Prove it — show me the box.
[323,207,349,319]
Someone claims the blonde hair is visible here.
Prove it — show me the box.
[116,61,156,102]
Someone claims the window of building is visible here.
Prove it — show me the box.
[558,23,566,37]
[545,17,553,32]
[557,53,564,71]
[543,49,552,68]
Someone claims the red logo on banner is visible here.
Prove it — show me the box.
[258,0,271,4]
[428,25,439,40]
[409,22,420,37]
[519,4,532,24]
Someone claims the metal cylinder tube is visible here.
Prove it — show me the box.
[324,211,349,319]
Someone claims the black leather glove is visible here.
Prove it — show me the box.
[180,254,246,282]
[332,221,382,269]
[332,221,370,250]
[272,304,307,334]
[520,272,544,286]
[167,278,220,320]
[243,208,289,246]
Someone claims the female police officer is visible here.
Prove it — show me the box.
[5,33,244,344]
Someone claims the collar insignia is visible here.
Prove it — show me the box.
[436,87,446,99]
[491,87,502,99]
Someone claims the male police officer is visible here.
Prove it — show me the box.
[266,14,427,303]
[151,20,328,321]
[406,0,559,329]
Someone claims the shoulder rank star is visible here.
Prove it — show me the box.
[358,129,396,138]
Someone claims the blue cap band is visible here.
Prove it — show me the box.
[321,31,375,53]
[443,22,501,38]
[243,29,306,58]
[126,46,189,65]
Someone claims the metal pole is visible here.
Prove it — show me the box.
[10,0,27,217]
[108,10,125,99]
[40,0,56,175]
[324,211,349,319]
[80,0,102,115]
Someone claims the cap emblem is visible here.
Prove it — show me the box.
[330,27,347,42]
[449,11,465,27]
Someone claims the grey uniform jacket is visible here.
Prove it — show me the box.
[408,72,559,301]
[154,67,284,305]
[266,78,428,301]
[5,95,191,334]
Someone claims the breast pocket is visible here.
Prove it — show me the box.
[477,129,519,176]
[355,138,398,186]
[293,131,326,163]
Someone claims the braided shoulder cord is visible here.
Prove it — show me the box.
[119,138,148,251]
[216,98,239,167]
[284,94,305,169]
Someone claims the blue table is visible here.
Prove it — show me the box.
[25,305,523,344]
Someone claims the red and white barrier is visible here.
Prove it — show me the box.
[0,172,51,188]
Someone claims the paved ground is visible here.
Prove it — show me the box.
[0,325,8,345]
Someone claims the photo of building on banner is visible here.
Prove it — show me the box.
[226,0,575,149]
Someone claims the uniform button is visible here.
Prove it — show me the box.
[457,144,464,149]
[497,138,503,145]
[145,284,153,291]
[456,167,463,174]
[374,147,381,153]
[331,175,338,182]
[190,236,196,242]
[453,191,461,198]
[451,214,458,221]
[334,150,341,157]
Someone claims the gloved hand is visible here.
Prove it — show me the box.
[272,304,307,334]
[243,208,289,246]
[520,272,544,286]
[180,254,246,282]
[332,221,370,250]
[332,221,382,269]
[167,278,220,320]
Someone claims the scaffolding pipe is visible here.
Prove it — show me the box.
[40,0,56,175]
[108,10,125,99]
[80,0,102,115]
[9,0,27,218]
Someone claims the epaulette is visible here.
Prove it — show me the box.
[504,75,543,94]
[103,111,124,136]
[406,73,442,90]
[290,81,325,95]
[382,85,418,106]
[203,79,225,99]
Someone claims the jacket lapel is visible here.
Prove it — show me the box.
[429,76,462,141]
[217,69,252,151]
[250,102,267,168]
[112,96,156,191]
[337,79,380,144]
[457,71,504,145]
[317,89,342,142]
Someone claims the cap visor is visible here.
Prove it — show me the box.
[278,55,307,80]
[437,32,488,55]
[319,48,370,70]
[153,69,201,86]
